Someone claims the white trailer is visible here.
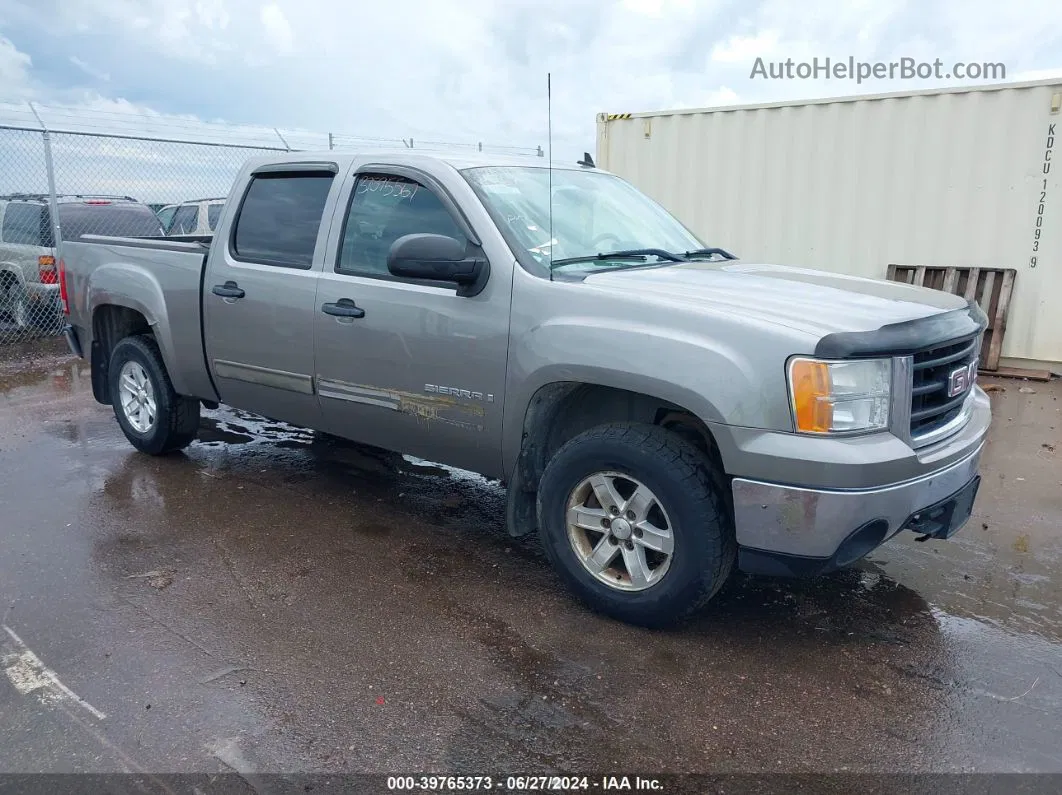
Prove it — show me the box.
[596,78,1062,371]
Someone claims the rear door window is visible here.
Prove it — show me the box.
[1,202,45,246]
[232,172,335,268]
[170,204,199,235]
[59,203,165,241]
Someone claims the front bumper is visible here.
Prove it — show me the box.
[733,445,982,576]
[729,387,990,577]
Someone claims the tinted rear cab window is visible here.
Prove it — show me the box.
[232,173,334,268]
[59,203,165,241]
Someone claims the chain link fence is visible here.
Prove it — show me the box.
[0,103,541,345]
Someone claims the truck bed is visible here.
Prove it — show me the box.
[78,233,213,251]
[61,235,217,401]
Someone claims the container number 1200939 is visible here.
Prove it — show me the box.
[1031,122,1055,269]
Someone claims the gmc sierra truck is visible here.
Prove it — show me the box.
[58,151,991,626]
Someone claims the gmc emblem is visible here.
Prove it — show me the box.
[947,360,978,398]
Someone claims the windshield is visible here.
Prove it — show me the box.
[462,166,702,272]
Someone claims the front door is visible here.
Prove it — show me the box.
[203,164,340,428]
[313,164,512,476]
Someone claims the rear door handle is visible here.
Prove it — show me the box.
[322,299,365,319]
[212,281,245,299]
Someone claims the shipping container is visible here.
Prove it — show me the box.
[596,78,1062,371]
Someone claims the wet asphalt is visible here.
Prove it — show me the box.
[0,339,1060,780]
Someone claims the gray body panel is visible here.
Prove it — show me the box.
[732,443,983,558]
[199,161,340,431]
[310,154,513,475]
[709,387,990,490]
[61,237,217,401]
[61,150,992,566]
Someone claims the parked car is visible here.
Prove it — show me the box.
[157,198,226,236]
[58,152,991,626]
[0,194,164,332]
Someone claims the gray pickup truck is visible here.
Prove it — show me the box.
[59,151,991,626]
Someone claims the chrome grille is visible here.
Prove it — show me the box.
[910,336,979,440]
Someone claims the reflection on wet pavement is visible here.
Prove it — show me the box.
[1,345,1060,775]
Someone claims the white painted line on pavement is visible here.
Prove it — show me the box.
[1,624,107,720]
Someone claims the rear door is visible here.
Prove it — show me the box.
[203,163,340,428]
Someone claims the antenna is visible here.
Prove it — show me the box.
[547,72,554,281]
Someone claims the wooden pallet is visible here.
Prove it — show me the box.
[980,365,1053,381]
[886,265,1016,371]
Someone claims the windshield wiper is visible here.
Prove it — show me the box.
[683,247,737,261]
[550,248,686,269]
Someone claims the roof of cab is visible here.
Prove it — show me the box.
[241,149,603,174]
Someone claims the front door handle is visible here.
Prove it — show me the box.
[212,281,245,299]
[322,299,366,319]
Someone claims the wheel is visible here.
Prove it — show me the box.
[1,279,29,330]
[537,423,735,627]
[108,335,200,455]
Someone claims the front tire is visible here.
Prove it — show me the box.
[537,423,735,628]
[108,335,200,455]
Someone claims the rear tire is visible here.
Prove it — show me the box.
[108,335,200,455]
[537,422,735,628]
[1,278,29,330]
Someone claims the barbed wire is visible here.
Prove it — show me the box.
[0,101,542,156]
[0,102,543,344]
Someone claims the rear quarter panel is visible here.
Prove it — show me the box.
[63,240,216,400]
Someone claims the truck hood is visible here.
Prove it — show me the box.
[582,260,969,338]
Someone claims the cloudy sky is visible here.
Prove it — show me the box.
[1,0,1062,161]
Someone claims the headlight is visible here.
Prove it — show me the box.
[788,357,891,434]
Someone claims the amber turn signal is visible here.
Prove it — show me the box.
[789,358,833,433]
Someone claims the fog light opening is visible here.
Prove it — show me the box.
[833,519,890,568]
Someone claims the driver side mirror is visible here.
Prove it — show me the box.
[387,234,489,297]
